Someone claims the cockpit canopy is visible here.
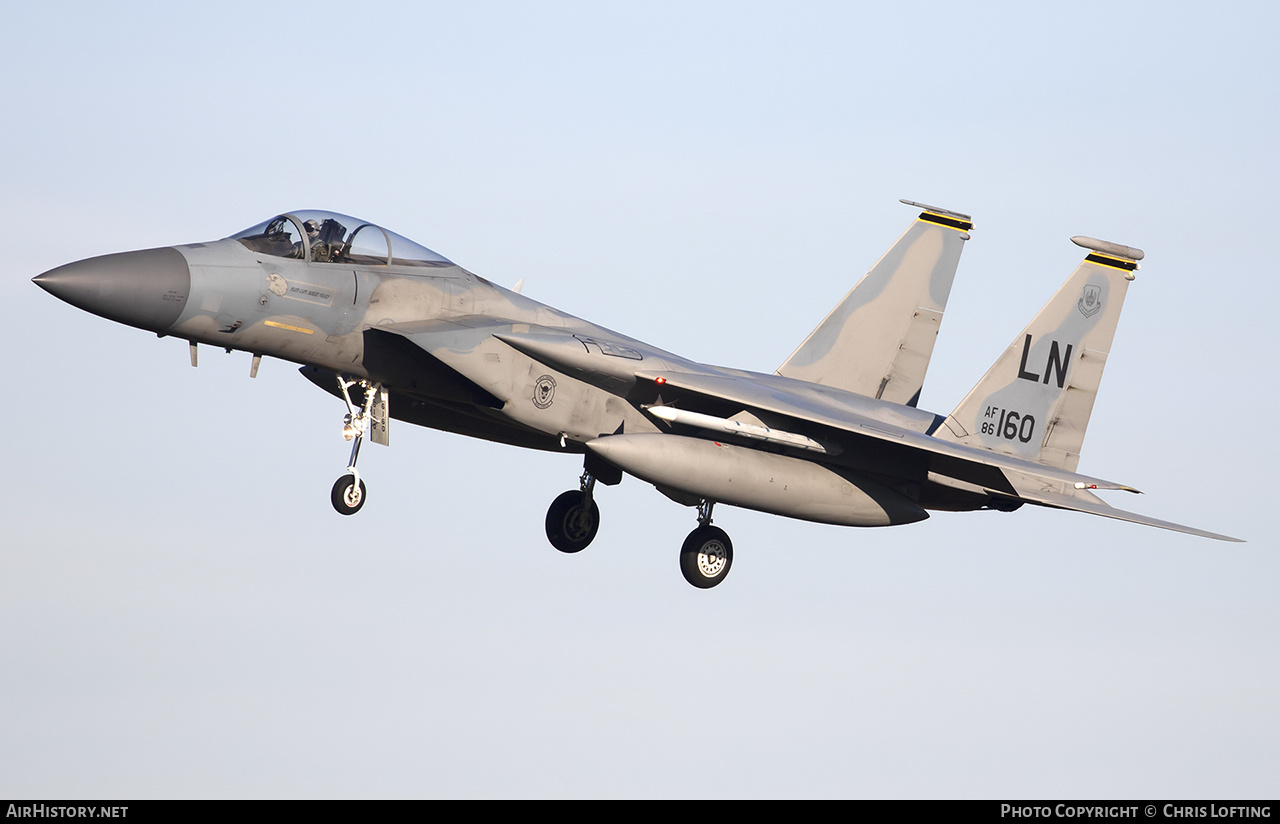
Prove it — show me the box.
[230,210,454,268]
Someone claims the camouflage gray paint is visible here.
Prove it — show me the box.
[776,202,972,407]
[33,205,1241,590]
[938,242,1135,472]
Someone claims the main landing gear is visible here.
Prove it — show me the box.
[542,475,734,588]
[330,377,384,516]
[545,470,600,553]
[679,500,733,589]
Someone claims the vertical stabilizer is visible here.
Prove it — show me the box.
[775,201,972,406]
[936,237,1142,471]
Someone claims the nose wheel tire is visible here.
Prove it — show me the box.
[331,475,367,515]
[680,525,733,588]
[545,490,600,553]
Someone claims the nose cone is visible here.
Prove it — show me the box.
[34,247,191,334]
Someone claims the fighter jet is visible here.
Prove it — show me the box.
[33,201,1241,588]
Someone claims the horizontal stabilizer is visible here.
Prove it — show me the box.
[1021,487,1244,543]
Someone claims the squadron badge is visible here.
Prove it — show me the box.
[533,375,557,409]
[1078,284,1102,318]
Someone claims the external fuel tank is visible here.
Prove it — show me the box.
[585,434,927,527]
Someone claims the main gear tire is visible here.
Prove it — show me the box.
[679,525,733,589]
[545,490,600,553]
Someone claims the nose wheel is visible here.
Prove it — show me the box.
[331,474,367,515]
[330,377,384,516]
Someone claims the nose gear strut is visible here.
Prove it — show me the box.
[330,376,386,515]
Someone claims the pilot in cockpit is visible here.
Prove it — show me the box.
[301,220,324,261]
[305,218,348,263]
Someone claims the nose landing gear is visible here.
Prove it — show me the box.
[330,377,386,516]
[331,473,367,515]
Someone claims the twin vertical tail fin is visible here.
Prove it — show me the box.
[775,200,972,407]
[935,237,1143,472]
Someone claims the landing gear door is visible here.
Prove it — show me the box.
[370,384,390,446]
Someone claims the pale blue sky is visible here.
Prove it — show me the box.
[2,0,1276,798]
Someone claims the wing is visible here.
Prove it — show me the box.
[627,367,1243,542]
[366,305,1240,544]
